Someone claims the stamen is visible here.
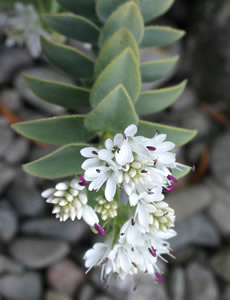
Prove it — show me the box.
[154,160,158,166]
[132,262,138,268]
[96,169,101,173]
[192,165,196,172]
[120,233,124,236]
[92,151,98,155]
[147,146,156,151]
[117,148,121,153]
[78,175,88,186]
[123,133,127,140]
[167,175,178,183]
[154,129,160,134]
[131,219,135,226]
[78,174,85,182]
[94,224,106,236]
[100,258,108,265]
[141,170,148,173]
[163,186,175,193]
[148,247,156,257]
[155,273,163,283]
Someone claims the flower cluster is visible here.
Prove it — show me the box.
[2,3,50,57]
[42,124,184,283]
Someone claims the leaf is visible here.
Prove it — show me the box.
[24,75,90,109]
[140,56,179,82]
[95,28,139,78]
[99,2,144,48]
[85,85,138,133]
[23,144,88,179]
[57,0,96,20]
[135,80,187,115]
[139,0,174,23]
[138,120,197,147]
[90,48,141,107]
[41,36,94,78]
[96,0,139,23]
[172,164,191,179]
[43,14,100,44]
[12,115,94,145]
[141,26,185,48]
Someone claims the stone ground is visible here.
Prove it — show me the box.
[0,0,230,299]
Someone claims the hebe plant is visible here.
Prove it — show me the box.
[12,0,197,282]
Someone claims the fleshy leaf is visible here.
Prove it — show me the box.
[95,28,139,78]
[90,48,141,107]
[172,165,191,179]
[57,0,96,20]
[23,143,88,179]
[138,120,197,147]
[12,115,94,145]
[135,80,187,115]
[141,26,185,48]
[43,14,100,44]
[139,0,174,22]
[140,56,179,82]
[24,75,90,109]
[41,36,94,78]
[85,85,138,133]
[99,1,144,48]
[96,0,139,23]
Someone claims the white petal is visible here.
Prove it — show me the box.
[129,194,139,206]
[79,192,88,205]
[124,124,137,137]
[113,133,124,146]
[98,149,114,162]
[105,177,117,202]
[41,188,55,198]
[88,173,108,191]
[136,203,149,229]
[156,141,175,151]
[81,157,100,170]
[115,142,133,165]
[70,179,84,191]
[82,205,99,226]
[85,166,108,178]
[105,138,114,150]
[80,147,99,158]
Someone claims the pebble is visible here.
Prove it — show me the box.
[0,163,17,194]
[0,272,42,300]
[78,284,95,300]
[0,48,31,85]
[0,255,23,274]
[171,213,220,250]
[211,250,230,282]
[5,137,30,164]
[168,267,185,300]
[211,131,230,190]
[0,121,14,158]
[172,86,198,113]
[7,181,46,217]
[0,204,18,242]
[45,290,71,300]
[168,186,212,221]
[46,259,85,295]
[186,262,219,300]
[21,218,89,242]
[10,238,70,269]
[0,89,21,112]
[14,67,72,114]
[221,285,230,300]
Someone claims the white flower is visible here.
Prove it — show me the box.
[94,196,118,221]
[3,3,50,57]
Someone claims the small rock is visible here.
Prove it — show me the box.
[10,238,70,269]
[186,262,219,300]
[172,86,198,113]
[211,131,230,190]
[45,290,71,300]
[0,255,23,274]
[211,250,230,282]
[0,204,18,242]
[171,213,220,250]
[94,297,113,300]
[0,121,14,158]
[47,259,85,295]
[78,284,95,300]
[21,218,89,242]
[14,67,72,114]
[168,186,212,221]
[5,137,30,164]
[221,285,230,300]
[0,48,31,85]
[8,182,46,217]
[0,163,17,193]
[0,272,42,300]
[0,89,21,112]
[169,267,185,300]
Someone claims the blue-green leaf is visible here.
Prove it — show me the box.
[139,0,174,22]
[57,0,96,20]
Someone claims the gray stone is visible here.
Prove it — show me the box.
[207,199,230,236]
[0,204,18,242]
[211,250,230,282]
[10,238,70,269]
[14,67,72,114]
[186,262,219,300]
[0,48,31,84]
[0,89,21,112]
[46,259,85,295]
[211,131,230,190]
[171,213,220,250]
[45,290,71,300]
[21,218,89,242]
[0,255,23,274]
[5,137,30,164]
[0,121,14,158]
[94,297,113,300]
[0,272,42,300]
[78,284,95,300]
[0,163,17,193]
[169,267,185,300]
[221,286,230,300]
[8,182,46,217]
[168,186,212,221]
[172,86,198,113]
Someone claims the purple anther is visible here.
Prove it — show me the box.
[167,175,178,183]
[92,151,98,155]
[147,146,156,151]
[96,169,100,173]
[78,174,85,182]
[117,148,121,153]
[131,219,135,226]
[141,170,148,173]
[78,174,88,186]
[155,273,163,283]
[192,165,196,172]
[94,224,106,236]
[163,186,175,193]
[154,129,160,134]
[148,247,156,257]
